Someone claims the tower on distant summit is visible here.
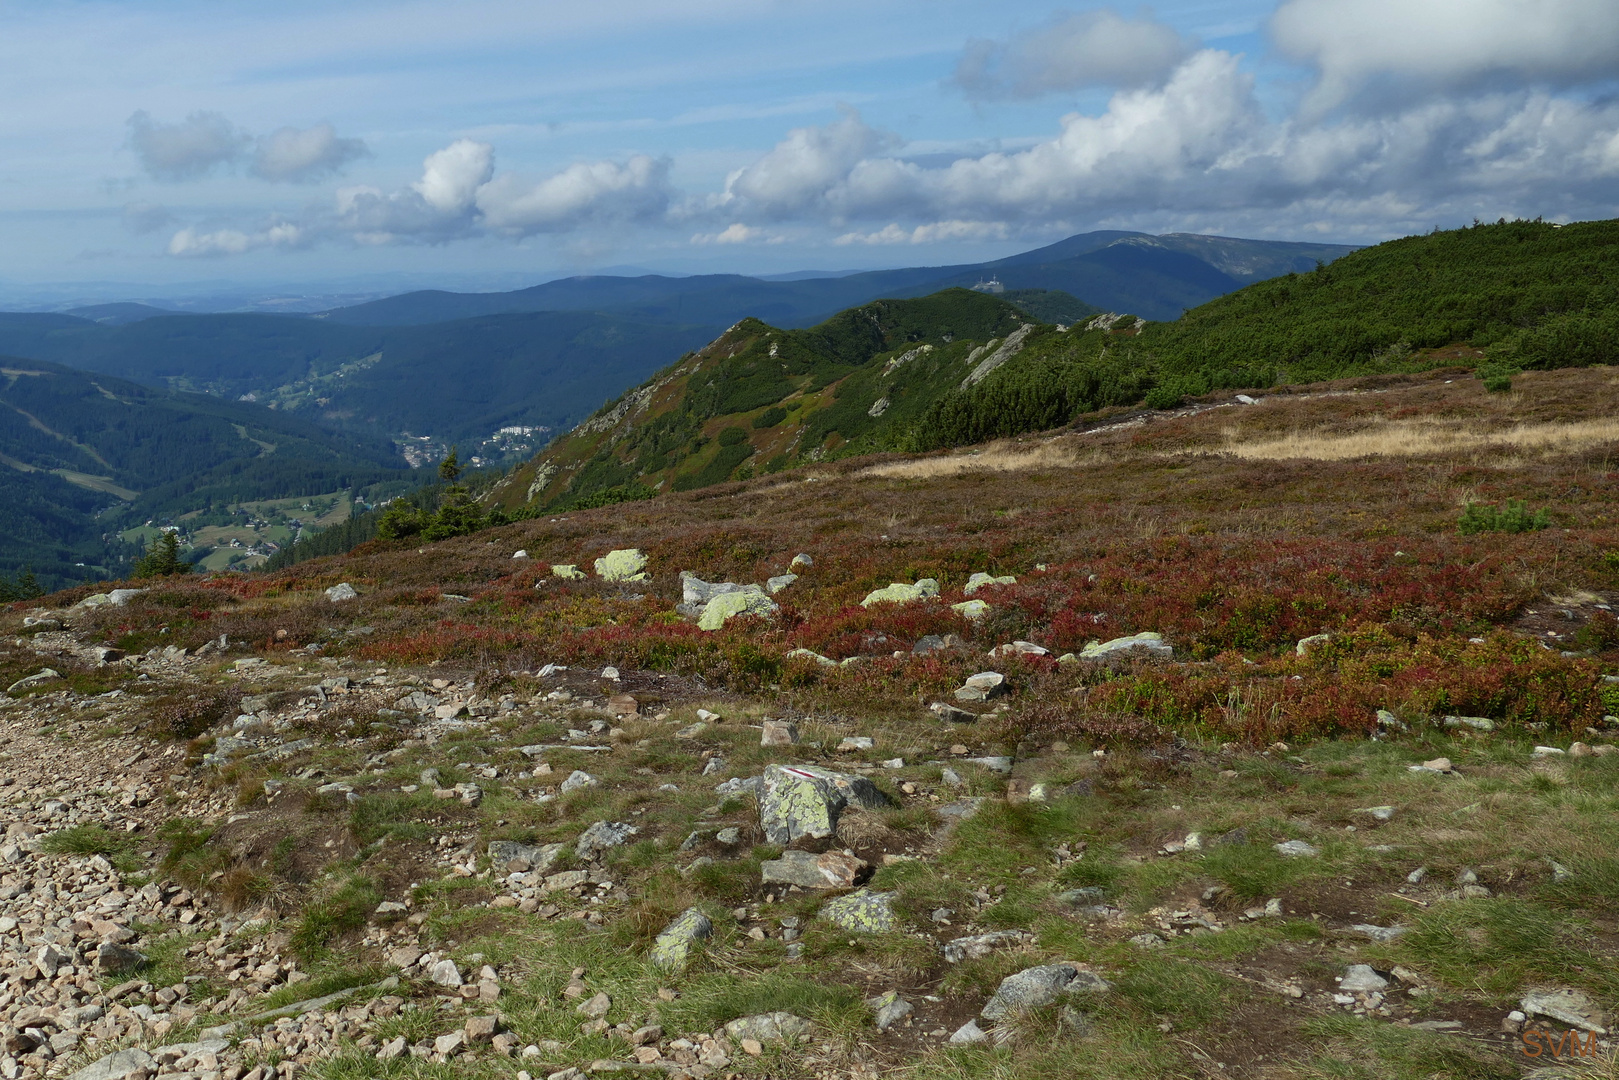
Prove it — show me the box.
[970,277,1005,294]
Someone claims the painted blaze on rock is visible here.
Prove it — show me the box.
[759,764,895,844]
[595,548,649,582]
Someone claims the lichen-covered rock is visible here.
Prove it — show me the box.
[790,553,814,569]
[761,849,866,889]
[819,889,897,933]
[1296,633,1330,656]
[552,564,586,580]
[759,764,895,844]
[576,820,637,861]
[1079,632,1172,660]
[487,840,564,872]
[951,599,990,620]
[594,548,649,581]
[964,573,1016,595]
[860,579,939,607]
[324,582,358,602]
[766,573,798,594]
[867,991,913,1031]
[698,589,780,630]
[649,907,713,971]
[786,647,837,667]
[981,962,1109,1021]
[942,930,1033,964]
[723,1012,811,1043]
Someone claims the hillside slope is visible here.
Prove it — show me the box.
[491,289,1063,509]
[0,311,717,447]
[498,218,1619,512]
[0,358,407,585]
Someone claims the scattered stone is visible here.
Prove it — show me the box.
[576,991,612,1020]
[429,959,464,987]
[489,840,564,873]
[955,671,1007,702]
[595,548,649,581]
[576,821,637,860]
[790,553,813,569]
[95,942,147,973]
[1339,965,1390,993]
[837,736,874,751]
[867,990,913,1031]
[930,701,979,723]
[1348,924,1408,942]
[758,763,894,844]
[1409,757,1457,775]
[951,599,990,620]
[1296,633,1330,656]
[948,1020,988,1044]
[1079,632,1172,660]
[649,908,713,971]
[761,849,866,889]
[785,647,837,666]
[1444,715,1495,731]
[964,572,1016,595]
[982,963,1109,1021]
[723,1012,811,1043]
[552,564,586,580]
[559,769,598,793]
[942,930,1032,963]
[860,579,940,607]
[766,574,798,594]
[324,583,358,602]
[819,889,897,933]
[698,589,780,630]
[7,668,60,693]
[1274,840,1319,858]
[760,719,800,746]
[1520,988,1608,1033]
[1355,805,1396,821]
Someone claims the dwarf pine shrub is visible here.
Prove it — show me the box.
[1457,499,1550,534]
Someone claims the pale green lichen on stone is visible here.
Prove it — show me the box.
[860,578,940,607]
[697,589,779,631]
[551,564,586,580]
[820,889,897,933]
[952,599,990,620]
[786,647,837,667]
[648,907,712,971]
[594,548,649,582]
[1079,631,1171,659]
[963,572,1017,595]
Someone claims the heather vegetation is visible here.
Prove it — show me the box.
[8,363,1619,1079]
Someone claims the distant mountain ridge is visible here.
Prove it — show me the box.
[319,231,1359,327]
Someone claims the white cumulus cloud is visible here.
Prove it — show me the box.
[477,154,671,235]
[166,222,304,257]
[835,220,1009,244]
[251,122,369,182]
[716,107,898,219]
[1273,0,1619,114]
[955,8,1192,99]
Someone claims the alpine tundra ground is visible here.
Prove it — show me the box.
[4,366,1619,1080]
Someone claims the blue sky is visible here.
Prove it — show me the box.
[2,0,1616,296]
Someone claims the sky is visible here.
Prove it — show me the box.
[2,0,1617,299]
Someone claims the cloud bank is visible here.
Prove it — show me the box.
[155,1,1619,259]
[129,112,369,184]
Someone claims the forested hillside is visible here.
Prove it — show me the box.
[496,218,1619,512]
[0,359,408,587]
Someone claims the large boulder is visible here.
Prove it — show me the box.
[963,573,1016,595]
[981,962,1110,1021]
[1079,632,1172,660]
[576,821,637,861]
[595,549,649,582]
[759,764,895,844]
[649,908,713,971]
[860,579,939,607]
[697,589,780,631]
[761,849,865,889]
[487,840,564,873]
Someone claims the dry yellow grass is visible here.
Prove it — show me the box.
[1218,416,1619,463]
[863,439,1110,479]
